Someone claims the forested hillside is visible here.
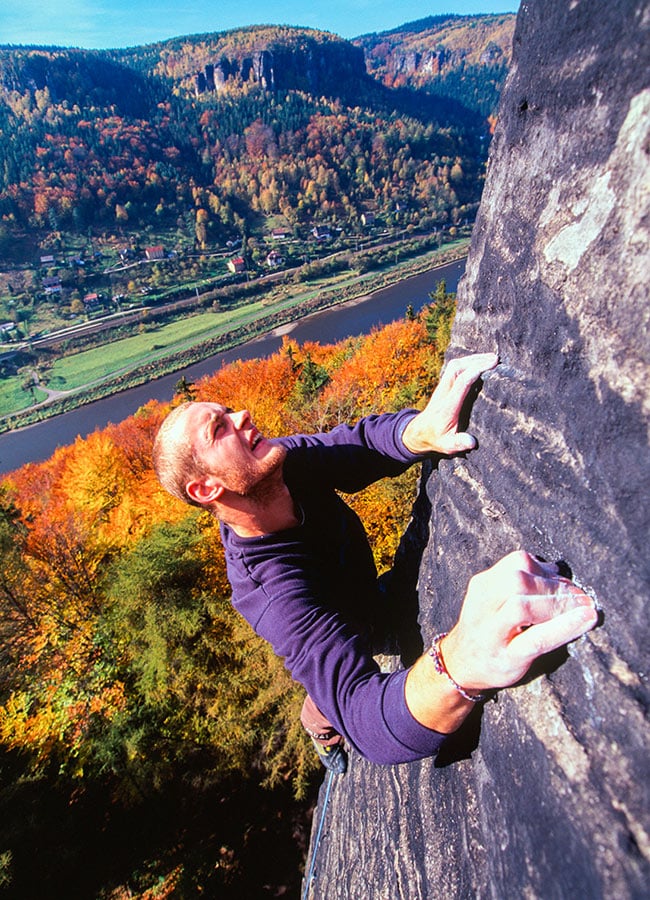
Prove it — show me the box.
[0,17,509,260]
[0,293,455,896]
[355,13,515,117]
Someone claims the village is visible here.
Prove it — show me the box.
[0,214,458,354]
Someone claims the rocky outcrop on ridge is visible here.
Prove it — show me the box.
[303,1,650,897]
[187,32,367,97]
[355,13,515,99]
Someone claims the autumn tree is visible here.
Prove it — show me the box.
[424,279,457,370]
[0,313,454,797]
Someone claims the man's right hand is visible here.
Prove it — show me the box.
[441,551,599,692]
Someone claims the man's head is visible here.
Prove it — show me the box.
[152,401,286,511]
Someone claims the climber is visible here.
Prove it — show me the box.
[152,352,598,773]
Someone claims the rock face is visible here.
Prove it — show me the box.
[386,42,504,80]
[303,2,649,898]
[193,40,367,96]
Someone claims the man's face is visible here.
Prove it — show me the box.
[180,402,286,500]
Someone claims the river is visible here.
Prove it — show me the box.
[0,258,465,474]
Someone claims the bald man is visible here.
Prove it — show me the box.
[153,354,597,773]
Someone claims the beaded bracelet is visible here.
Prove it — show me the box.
[428,632,487,703]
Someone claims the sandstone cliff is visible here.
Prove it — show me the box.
[303,1,649,897]
[193,38,366,97]
[355,13,515,114]
[356,14,515,81]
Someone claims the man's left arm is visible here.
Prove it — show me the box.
[280,353,499,493]
[401,352,498,455]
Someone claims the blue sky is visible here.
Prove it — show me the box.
[0,1,518,50]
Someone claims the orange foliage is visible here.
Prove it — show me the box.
[194,350,298,437]
[0,313,444,772]
[322,318,430,413]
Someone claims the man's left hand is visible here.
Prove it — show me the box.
[402,352,499,455]
[440,551,599,692]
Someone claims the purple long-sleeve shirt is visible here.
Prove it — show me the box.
[221,410,447,764]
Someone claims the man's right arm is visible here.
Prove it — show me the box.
[228,539,597,763]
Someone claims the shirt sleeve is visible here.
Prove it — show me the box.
[226,531,448,765]
[277,409,426,494]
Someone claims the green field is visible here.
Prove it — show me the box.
[43,287,328,392]
[0,285,323,417]
[26,269,375,395]
[45,310,244,391]
[0,376,47,416]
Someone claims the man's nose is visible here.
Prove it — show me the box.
[230,409,251,430]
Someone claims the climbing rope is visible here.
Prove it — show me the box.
[302,769,335,900]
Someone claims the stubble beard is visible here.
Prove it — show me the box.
[227,442,287,504]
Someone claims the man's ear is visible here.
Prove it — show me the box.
[186,475,225,506]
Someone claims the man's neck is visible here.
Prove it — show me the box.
[217,478,300,538]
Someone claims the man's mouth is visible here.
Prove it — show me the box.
[251,432,263,451]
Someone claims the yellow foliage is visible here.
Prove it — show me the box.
[63,431,128,520]
[345,467,420,575]
[0,312,449,790]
